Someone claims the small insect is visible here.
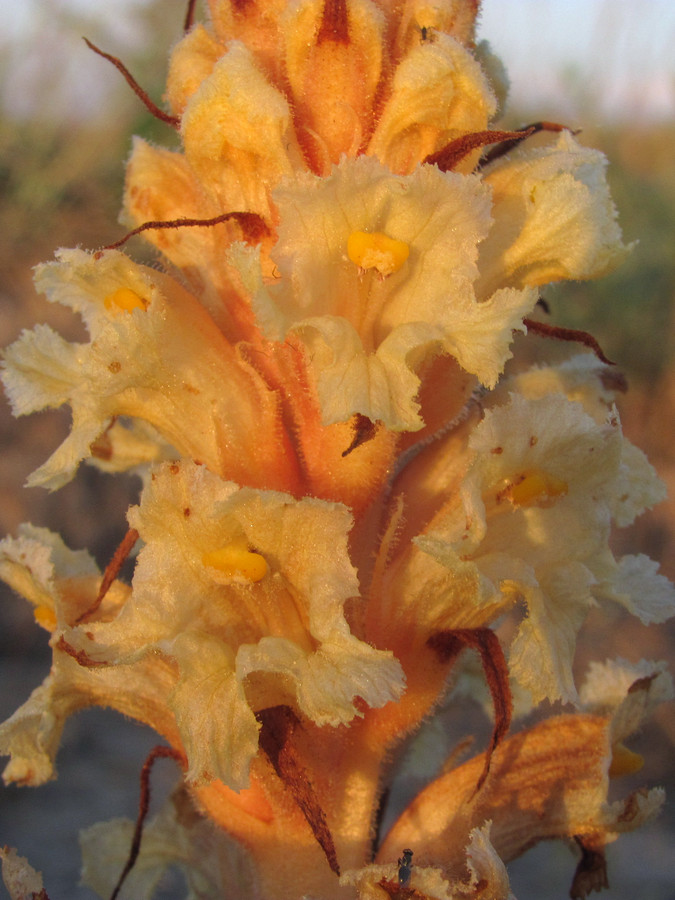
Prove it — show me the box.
[398,848,413,887]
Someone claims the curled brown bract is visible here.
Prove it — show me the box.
[83,38,180,128]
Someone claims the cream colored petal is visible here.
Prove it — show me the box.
[240,156,532,428]
[0,649,178,787]
[88,418,174,475]
[397,539,501,632]
[441,285,536,389]
[9,249,289,490]
[283,0,384,168]
[294,316,433,429]
[368,34,496,174]
[0,672,79,786]
[81,817,165,900]
[165,23,224,116]
[458,822,512,900]
[80,787,252,900]
[609,439,667,526]
[2,322,82,417]
[0,848,45,900]
[592,554,675,625]
[477,131,628,297]
[378,713,662,873]
[236,634,404,727]
[580,657,673,744]
[496,355,624,423]
[411,542,592,707]
[170,634,260,788]
[507,562,596,705]
[0,527,175,785]
[75,462,403,785]
[181,41,296,217]
[0,525,97,622]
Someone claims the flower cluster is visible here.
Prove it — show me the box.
[1,2,673,899]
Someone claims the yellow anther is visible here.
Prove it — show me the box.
[347,230,410,276]
[104,287,149,313]
[202,542,268,582]
[34,604,57,631]
[508,470,568,508]
[608,742,644,778]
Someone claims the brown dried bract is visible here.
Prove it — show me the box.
[424,128,535,173]
[627,673,658,694]
[183,0,198,32]
[99,211,271,253]
[342,413,378,457]
[427,628,512,792]
[570,836,608,900]
[523,318,615,365]
[83,38,179,128]
[76,528,139,624]
[257,706,340,876]
[57,635,109,668]
[480,121,578,167]
[318,0,350,44]
[109,746,185,900]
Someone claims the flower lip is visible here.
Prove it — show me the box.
[235,155,536,430]
[62,461,406,787]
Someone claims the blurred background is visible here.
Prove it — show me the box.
[0,1,673,898]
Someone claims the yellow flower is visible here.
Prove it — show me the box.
[235,155,535,429]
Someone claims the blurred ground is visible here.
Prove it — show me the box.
[1,6,674,900]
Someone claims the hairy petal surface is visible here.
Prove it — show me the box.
[477,131,628,297]
[368,33,497,174]
[378,705,665,875]
[240,156,535,429]
[70,461,403,788]
[419,390,669,703]
[3,249,293,491]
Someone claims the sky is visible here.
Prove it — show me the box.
[479,0,675,121]
[0,0,674,122]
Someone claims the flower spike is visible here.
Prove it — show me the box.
[1,3,673,899]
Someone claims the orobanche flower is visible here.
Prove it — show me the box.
[1,2,674,900]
